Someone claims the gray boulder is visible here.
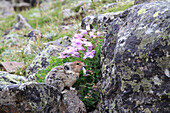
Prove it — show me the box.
[81,11,123,33]
[99,1,170,112]
[27,29,42,42]
[0,81,61,113]
[0,73,86,113]
[101,2,117,11]
[26,45,62,81]
[2,33,21,47]
[42,36,72,48]
[3,14,32,36]
[13,14,32,30]
[60,90,87,113]
[134,0,161,4]
[0,1,14,18]
[0,71,28,88]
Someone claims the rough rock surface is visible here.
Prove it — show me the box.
[101,2,117,11]
[27,29,42,42]
[0,81,61,113]
[0,71,28,87]
[0,72,85,113]
[26,45,62,81]
[134,0,161,4]
[62,9,75,18]
[13,14,32,30]
[3,14,32,36]
[0,1,14,18]
[60,90,87,113]
[23,29,43,55]
[81,11,123,32]
[43,36,72,48]
[99,1,170,112]
[2,33,21,47]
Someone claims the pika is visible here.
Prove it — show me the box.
[45,61,85,92]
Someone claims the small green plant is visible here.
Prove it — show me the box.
[100,2,134,14]
[36,29,104,112]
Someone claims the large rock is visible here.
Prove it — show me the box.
[0,1,14,18]
[0,71,28,87]
[3,14,32,36]
[60,90,87,113]
[81,11,123,33]
[99,1,170,112]
[26,45,62,81]
[0,71,61,113]
[0,71,86,113]
[2,33,21,47]
[42,36,72,48]
[134,0,161,4]
[101,2,117,11]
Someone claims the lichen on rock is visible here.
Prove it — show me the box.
[99,1,170,112]
[0,81,61,113]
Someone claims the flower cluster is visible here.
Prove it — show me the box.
[58,29,101,76]
[59,29,100,59]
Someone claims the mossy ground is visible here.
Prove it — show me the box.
[0,0,133,111]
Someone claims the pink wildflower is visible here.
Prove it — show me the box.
[74,34,83,39]
[71,51,80,57]
[84,41,93,47]
[79,29,88,35]
[87,46,93,51]
[89,31,96,39]
[82,67,87,76]
[63,46,77,54]
[59,52,70,58]
[92,29,96,32]
[72,39,83,46]
[83,50,96,59]
[97,31,101,36]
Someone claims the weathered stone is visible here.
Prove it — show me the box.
[99,1,170,112]
[26,45,63,81]
[101,2,117,11]
[13,2,30,11]
[0,80,61,113]
[60,25,74,31]
[60,90,87,113]
[23,43,34,55]
[22,29,43,55]
[27,29,42,42]
[0,72,85,113]
[0,71,28,87]
[81,11,123,32]
[40,0,56,12]
[42,36,72,48]
[134,0,161,4]
[62,9,76,18]
[14,14,32,30]
[2,33,20,47]
[43,32,57,40]
[4,14,32,36]
[0,1,14,18]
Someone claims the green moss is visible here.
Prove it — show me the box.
[101,2,134,14]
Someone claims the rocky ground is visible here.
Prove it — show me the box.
[0,0,169,113]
